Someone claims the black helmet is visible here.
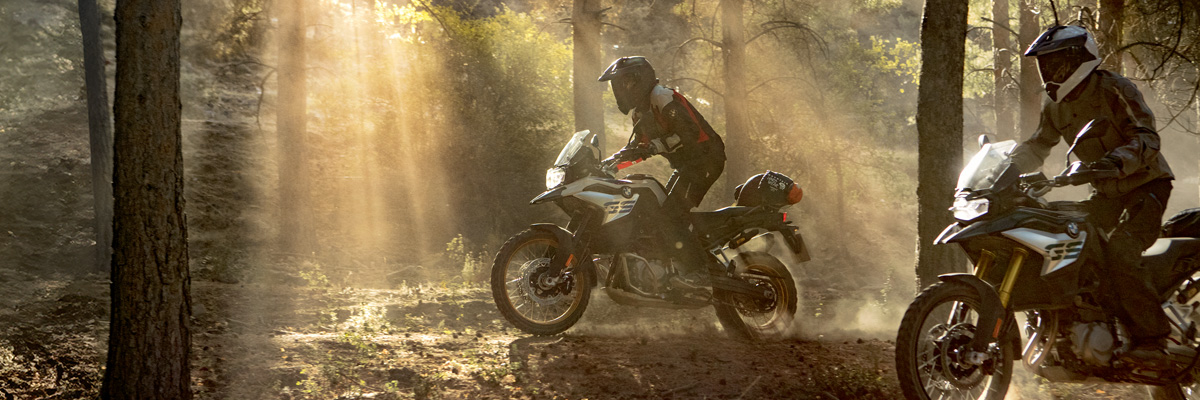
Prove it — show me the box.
[598,56,657,115]
[1024,25,1100,103]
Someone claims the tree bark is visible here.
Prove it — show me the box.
[721,0,750,187]
[1097,0,1125,73]
[915,0,969,290]
[78,0,113,273]
[101,0,190,398]
[1018,0,1042,136]
[992,0,1015,140]
[276,0,316,253]
[573,0,605,154]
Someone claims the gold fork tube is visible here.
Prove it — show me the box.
[997,248,1028,308]
[973,250,996,279]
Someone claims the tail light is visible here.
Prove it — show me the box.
[786,184,804,204]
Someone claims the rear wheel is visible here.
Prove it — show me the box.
[713,252,797,341]
[490,228,591,336]
[1148,271,1200,400]
[896,280,1016,400]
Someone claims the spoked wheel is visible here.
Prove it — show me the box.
[1149,272,1200,400]
[896,280,1016,400]
[713,252,797,341]
[490,228,591,336]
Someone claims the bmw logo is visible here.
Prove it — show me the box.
[621,186,633,198]
[1066,222,1080,238]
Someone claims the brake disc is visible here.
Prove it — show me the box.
[518,258,570,307]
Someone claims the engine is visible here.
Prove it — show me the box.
[1068,321,1118,366]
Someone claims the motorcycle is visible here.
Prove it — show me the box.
[895,120,1200,399]
[490,130,810,340]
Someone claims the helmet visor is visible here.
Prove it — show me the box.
[1036,47,1093,85]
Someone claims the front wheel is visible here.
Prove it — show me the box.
[896,280,1016,400]
[490,228,591,336]
[713,252,797,341]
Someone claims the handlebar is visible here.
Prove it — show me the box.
[1022,163,1119,198]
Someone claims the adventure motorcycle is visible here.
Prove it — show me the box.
[895,120,1200,399]
[490,130,810,340]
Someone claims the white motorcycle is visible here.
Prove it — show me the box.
[490,130,810,340]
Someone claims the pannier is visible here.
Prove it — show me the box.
[733,171,803,207]
[1163,208,1200,238]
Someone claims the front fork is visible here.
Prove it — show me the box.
[953,248,1027,363]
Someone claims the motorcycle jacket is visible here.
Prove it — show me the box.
[1011,69,1173,197]
[623,85,726,171]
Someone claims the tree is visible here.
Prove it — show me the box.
[1097,0,1125,73]
[991,0,1015,139]
[914,0,968,289]
[78,0,113,273]
[1017,0,1041,135]
[101,0,191,398]
[572,0,606,154]
[277,0,316,253]
[721,0,750,186]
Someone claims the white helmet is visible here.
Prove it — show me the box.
[1024,25,1101,103]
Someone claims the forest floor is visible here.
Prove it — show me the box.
[0,262,1160,399]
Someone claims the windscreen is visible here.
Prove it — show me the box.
[957,140,1017,191]
[554,130,593,166]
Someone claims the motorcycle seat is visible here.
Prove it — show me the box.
[1143,238,1200,298]
[690,206,757,233]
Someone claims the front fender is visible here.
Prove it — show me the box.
[938,273,1007,352]
[530,187,565,205]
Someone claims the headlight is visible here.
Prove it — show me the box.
[952,196,990,221]
[546,167,567,189]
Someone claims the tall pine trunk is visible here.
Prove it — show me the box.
[277,0,315,253]
[915,0,968,290]
[721,0,750,187]
[992,0,1015,140]
[1018,0,1041,136]
[1097,0,1125,73]
[101,0,190,398]
[573,0,605,154]
[78,0,113,273]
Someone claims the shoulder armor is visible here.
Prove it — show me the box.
[650,86,675,110]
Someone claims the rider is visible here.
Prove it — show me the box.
[597,56,727,287]
[1010,25,1175,366]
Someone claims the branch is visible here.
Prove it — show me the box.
[677,37,725,50]
[665,77,724,98]
[747,76,803,95]
[412,0,458,42]
[601,22,628,31]
[255,69,278,131]
[980,17,1019,39]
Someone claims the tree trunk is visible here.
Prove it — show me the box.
[277,0,315,253]
[1018,0,1042,136]
[101,0,190,398]
[992,0,1015,140]
[573,0,605,154]
[915,0,969,290]
[721,0,750,188]
[1097,0,1125,73]
[78,0,113,273]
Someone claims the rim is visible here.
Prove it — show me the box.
[912,294,1003,400]
[733,265,793,337]
[500,237,584,325]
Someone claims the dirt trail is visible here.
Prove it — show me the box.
[188,269,901,400]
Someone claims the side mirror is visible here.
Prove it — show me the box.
[977,134,991,149]
[590,134,600,148]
